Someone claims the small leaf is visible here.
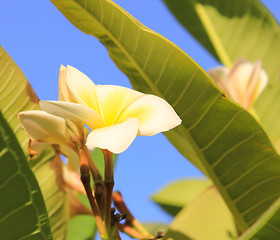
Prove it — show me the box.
[151,178,212,216]
[0,111,53,239]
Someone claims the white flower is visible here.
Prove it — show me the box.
[40,65,182,154]
[209,59,268,109]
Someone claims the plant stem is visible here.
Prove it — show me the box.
[84,145,106,217]
[79,148,105,237]
[103,149,115,238]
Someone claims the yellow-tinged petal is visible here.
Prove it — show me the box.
[95,85,143,125]
[64,65,100,111]
[117,95,182,136]
[86,118,139,154]
[18,110,67,145]
[59,65,76,102]
[40,101,104,130]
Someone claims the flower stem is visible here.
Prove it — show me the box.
[79,148,105,237]
[84,146,105,217]
[102,149,115,238]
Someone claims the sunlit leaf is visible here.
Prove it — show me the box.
[151,178,212,216]
[0,46,68,239]
[50,0,280,233]
[0,111,53,240]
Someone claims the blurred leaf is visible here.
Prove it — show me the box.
[51,0,280,233]
[68,215,97,240]
[50,0,280,233]
[142,223,169,237]
[167,187,237,240]
[151,178,212,216]
[237,198,280,240]
[0,46,69,239]
[0,111,53,240]
[162,0,280,152]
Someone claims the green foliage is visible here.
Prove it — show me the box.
[50,0,280,234]
[151,178,212,216]
[0,111,53,240]
[162,0,280,153]
[68,215,97,240]
[237,198,280,240]
[167,187,237,240]
[0,46,69,239]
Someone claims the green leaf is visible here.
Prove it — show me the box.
[50,0,280,233]
[0,111,53,239]
[142,223,169,237]
[151,178,212,216]
[162,0,280,152]
[0,46,69,239]
[237,198,280,240]
[0,46,40,155]
[167,187,237,240]
[68,215,97,240]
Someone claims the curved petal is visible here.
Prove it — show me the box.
[95,85,143,125]
[64,65,99,111]
[18,110,67,144]
[40,101,104,130]
[86,118,139,154]
[117,95,181,136]
[59,65,76,102]
[229,59,254,104]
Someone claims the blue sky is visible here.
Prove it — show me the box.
[0,0,279,236]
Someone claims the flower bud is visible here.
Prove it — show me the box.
[209,59,268,109]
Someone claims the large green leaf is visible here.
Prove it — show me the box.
[167,187,237,240]
[162,0,280,152]
[151,178,212,216]
[0,111,53,240]
[50,0,280,233]
[0,46,68,239]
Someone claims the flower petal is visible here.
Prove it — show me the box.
[59,65,76,102]
[18,110,67,144]
[117,95,181,136]
[86,118,139,154]
[229,59,254,104]
[64,65,100,111]
[95,85,143,125]
[40,101,104,130]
